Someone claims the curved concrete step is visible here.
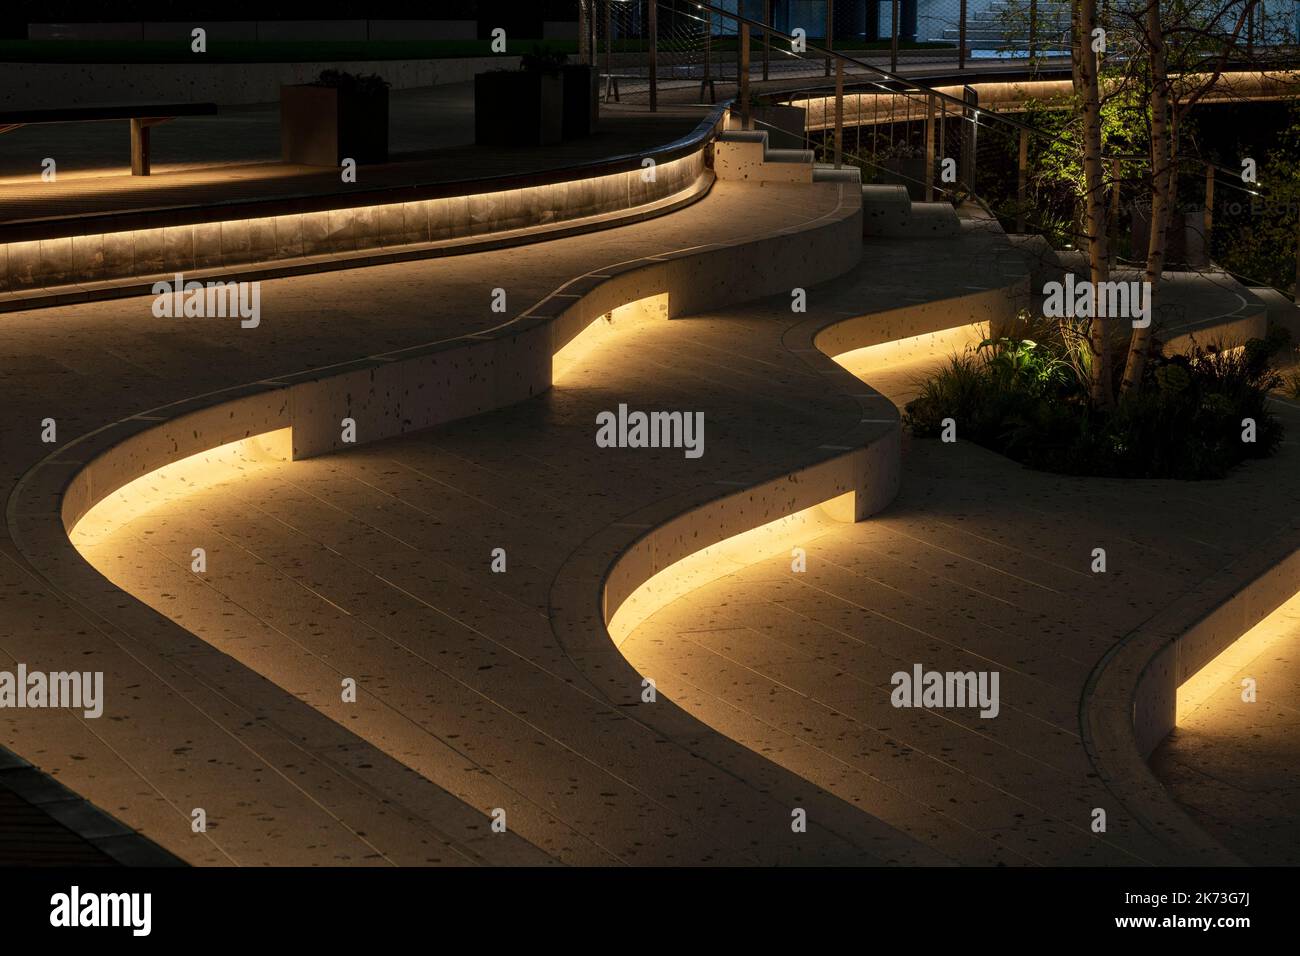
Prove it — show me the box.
[812,164,862,185]
[4,178,874,867]
[766,147,816,164]
[62,212,1033,867]
[861,187,960,239]
[862,183,913,213]
[714,129,814,183]
[905,201,962,237]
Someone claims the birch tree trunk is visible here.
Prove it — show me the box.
[1120,0,1173,395]
[1074,0,1112,406]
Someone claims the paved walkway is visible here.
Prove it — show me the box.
[3,178,910,865]
[1150,588,1300,866]
[624,336,1300,862]
[0,782,115,865]
[0,85,476,184]
[62,208,1298,866]
[0,91,702,228]
[5,144,1296,864]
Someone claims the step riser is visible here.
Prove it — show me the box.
[714,131,815,184]
[862,200,961,239]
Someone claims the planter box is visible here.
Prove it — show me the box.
[280,84,389,166]
[475,70,563,147]
[561,63,598,139]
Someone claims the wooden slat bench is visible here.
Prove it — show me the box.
[0,103,219,176]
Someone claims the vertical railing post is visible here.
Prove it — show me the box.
[701,4,713,102]
[605,0,613,89]
[1016,126,1028,231]
[962,85,978,193]
[1203,164,1215,259]
[925,94,936,201]
[648,0,658,112]
[1029,0,1038,63]
[826,0,834,77]
[937,97,946,190]
[763,0,771,81]
[579,0,590,64]
[835,58,845,168]
[735,9,742,91]
[741,22,751,129]
[959,0,967,70]
[1293,205,1300,303]
[1109,156,1121,263]
[891,0,900,73]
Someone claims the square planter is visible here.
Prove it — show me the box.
[280,84,389,166]
[561,64,599,139]
[475,70,563,147]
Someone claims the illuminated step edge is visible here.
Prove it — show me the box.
[0,153,706,308]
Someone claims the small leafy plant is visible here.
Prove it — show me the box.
[519,43,569,73]
[904,317,1288,479]
[313,69,390,95]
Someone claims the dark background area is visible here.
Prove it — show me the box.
[0,1,584,40]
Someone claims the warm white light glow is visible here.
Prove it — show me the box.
[1176,588,1300,724]
[607,491,854,645]
[829,322,986,403]
[552,293,670,384]
[69,429,291,547]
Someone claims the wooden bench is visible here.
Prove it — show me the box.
[0,103,219,176]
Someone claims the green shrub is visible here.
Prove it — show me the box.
[519,43,569,73]
[313,69,389,95]
[904,329,1286,479]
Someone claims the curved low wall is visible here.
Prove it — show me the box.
[601,438,900,643]
[2,129,719,303]
[593,278,1030,648]
[0,176,865,867]
[13,179,865,611]
[1082,536,1300,865]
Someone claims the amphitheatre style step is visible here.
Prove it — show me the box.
[6,99,1296,874]
[713,129,814,183]
[861,184,960,238]
[4,177,887,867]
[812,163,863,185]
[1051,251,1267,353]
[903,202,962,237]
